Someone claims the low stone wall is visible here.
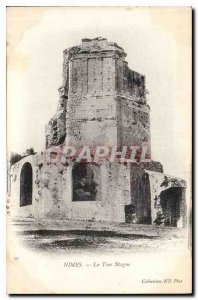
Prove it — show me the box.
[9,156,131,223]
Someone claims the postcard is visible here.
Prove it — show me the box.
[6,6,192,294]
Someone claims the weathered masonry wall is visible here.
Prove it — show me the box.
[116,96,151,156]
[64,162,131,222]
[45,37,151,149]
[9,154,187,227]
[9,154,69,220]
[66,41,118,147]
[129,161,163,224]
[115,59,146,101]
[146,170,187,227]
[45,87,67,148]
[45,49,71,148]
[114,49,150,150]
[9,155,44,219]
[10,155,131,222]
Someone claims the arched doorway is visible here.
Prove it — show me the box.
[160,187,185,227]
[20,162,33,207]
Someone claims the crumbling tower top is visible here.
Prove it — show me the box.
[46,38,150,152]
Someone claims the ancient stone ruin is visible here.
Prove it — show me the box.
[8,37,187,227]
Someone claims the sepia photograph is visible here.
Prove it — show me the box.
[6,6,192,294]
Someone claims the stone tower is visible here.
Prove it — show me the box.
[46,37,151,157]
[10,37,187,227]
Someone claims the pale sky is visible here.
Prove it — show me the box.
[7,7,191,180]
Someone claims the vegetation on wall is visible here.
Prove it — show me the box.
[9,148,36,166]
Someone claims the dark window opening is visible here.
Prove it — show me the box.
[20,162,33,207]
[125,204,136,223]
[72,163,100,201]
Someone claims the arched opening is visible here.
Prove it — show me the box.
[20,162,33,207]
[159,187,185,227]
[72,163,100,201]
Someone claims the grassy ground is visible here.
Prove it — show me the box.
[8,217,189,255]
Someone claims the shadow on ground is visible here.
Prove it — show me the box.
[10,218,188,255]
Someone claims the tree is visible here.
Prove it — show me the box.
[9,148,36,167]
[24,148,35,156]
[10,152,23,166]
